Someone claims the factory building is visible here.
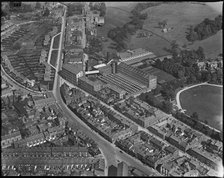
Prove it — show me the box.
[59,63,84,85]
[117,62,157,90]
[117,48,156,65]
[78,76,103,95]
[117,161,129,176]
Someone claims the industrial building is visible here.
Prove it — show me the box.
[117,161,129,176]
[117,48,156,65]
[117,62,157,90]
[108,165,118,177]
[78,76,103,94]
[59,63,84,85]
[97,62,157,97]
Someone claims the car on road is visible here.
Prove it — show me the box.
[119,150,123,153]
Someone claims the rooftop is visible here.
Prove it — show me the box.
[62,63,83,74]
[79,76,103,86]
[34,97,56,107]
[118,48,156,64]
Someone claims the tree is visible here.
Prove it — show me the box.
[35,2,41,9]
[43,7,50,16]
[197,46,205,60]
[99,3,106,17]
[186,15,222,42]
[204,120,208,125]
[23,4,33,12]
[162,100,173,114]
[89,2,94,10]
[162,19,167,28]
[211,72,218,83]
[191,112,199,120]
[139,13,148,20]
[158,20,167,29]
[170,40,179,58]
[206,72,212,82]
[187,74,197,84]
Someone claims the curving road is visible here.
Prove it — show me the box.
[1,66,42,95]
[51,4,161,176]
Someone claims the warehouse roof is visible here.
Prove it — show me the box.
[62,63,83,74]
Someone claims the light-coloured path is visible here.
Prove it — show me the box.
[47,32,61,64]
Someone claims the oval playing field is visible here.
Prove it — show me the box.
[180,84,223,131]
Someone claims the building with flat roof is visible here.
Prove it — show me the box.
[105,84,126,99]
[117,48,156,65]
[117,62,157,90]
[94,159,105,172]
[65,48,84,64]
[60,63,84,85]
[78,76,103,95]
[108,165,117,176]
[117,161,128,176]
[34,97,56,108]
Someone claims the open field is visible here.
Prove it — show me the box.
[105,2,137,12]
[142,66,176,82]
[97,6,132,55]
[188,30,222,59]
[100,2,222,58]
[180,85,223,131]
[53,34,60,49]
[141,2,222,57]
[127,32,171,56]
[50,50,58,67]
[97,7,131,37]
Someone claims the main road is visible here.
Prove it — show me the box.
[52,4,160,177]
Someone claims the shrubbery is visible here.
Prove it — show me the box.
[89,2,106,17]
[186,15,222,42]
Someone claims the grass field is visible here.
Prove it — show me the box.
[50,50,58,67]
[188,30,222,59]
[53,34,60,49]
[105,2,137,12]
[180,85,223,131]
[142,66,176,82]
[100,2,222,58]
[97,6,132,55]
[141,2,222,57]
[127,32,171,56]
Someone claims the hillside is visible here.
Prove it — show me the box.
[140,2,222,57]
[97,6,133,55]
[188,30,222,59]
[99,2,222,58]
